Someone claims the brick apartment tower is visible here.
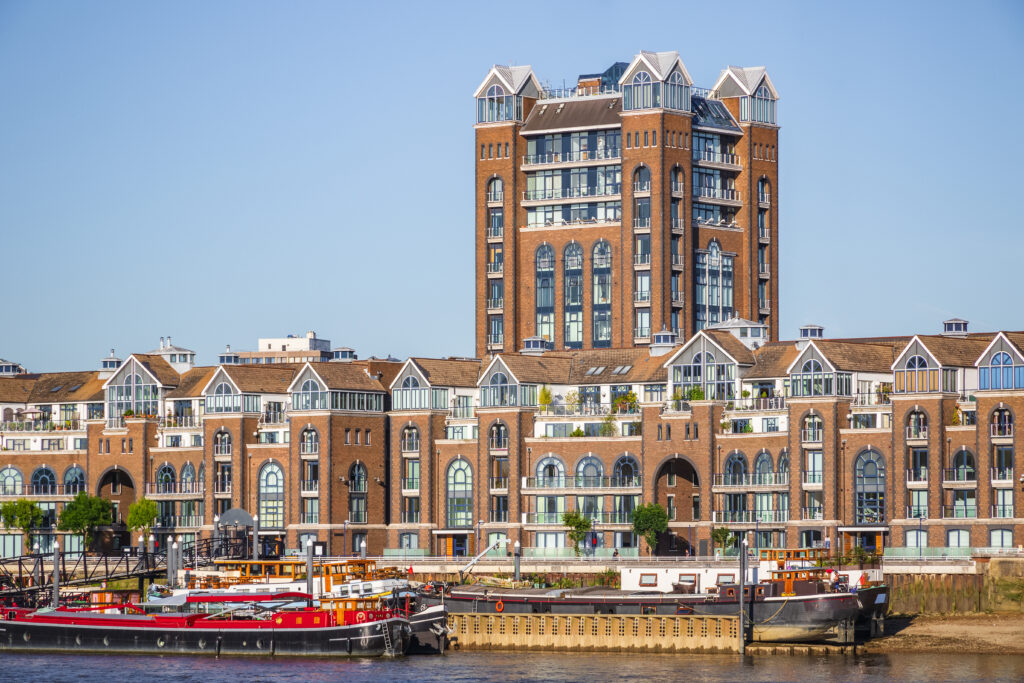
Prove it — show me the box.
[474,51,780,358]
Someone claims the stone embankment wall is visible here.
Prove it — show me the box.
[889,558,1024,614]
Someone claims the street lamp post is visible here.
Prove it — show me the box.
[513,540,521,581]
[739,537,748,655]
[477,519,483,555]
[918,515,924,559]
[343,520,349,556]
[252,514,259,561]
[360,538,366,560]
[213,515,220,558]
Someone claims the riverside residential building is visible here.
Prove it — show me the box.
[474,51,780,357]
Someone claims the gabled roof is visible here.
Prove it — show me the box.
[473,65,541,98]
[408,358,481,388]
[1002,332,1024,358]
[618,50,693,85]
[521,96,622,133]
[482,349,665,386]
[704,330,756,366]
[129,354,181,387]
[304,362,386,392]
[897,335,994,369]
[220,365,299,394]
[744,343,801,380]
[789,340,899,374]
[0,376,38,403]
[712,65,778,98]
[973,331,1024,366]
[166,367,218,399]
[492,354,574,385]
[26,371,105,403]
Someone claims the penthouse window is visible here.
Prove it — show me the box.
[894,355,935,393]
[477,84,522,123]
[664,72,690,111]
[536,245,555,343]
[981,351,1024,390]
[672,352,735,400]
[106,361,158,419]
[739,85,777,125]
[694,242,733,331]
[789,359,852,397]
[206,381,261,414]
[623,71,657,111]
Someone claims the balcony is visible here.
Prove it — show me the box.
[488,437,509,452]
[524,511,634,525]
[712,510,789,524]
[489,476,509,491]
[991,504,1014,519]
[536,402,640,418]
[759,299,771,314]
[400,511,420,524]
[348,511,367,524]
[486,334,504,348]
[633,181,651,194]
[905,505,928,519]
[157,515,204,529]
[489,510,510,523]
[802,471,823,487]
[106,416,126,429]
[991,424,1014,440]
[522,475,641,492]
[486,297,504,311]
[521,147,621,168]
[486,225,504,240]
[671,254,685,268]
[726,397,786,412]
[801,507,824,521]
[159,416,201,429]
[712,473,789,488]
[213,445,232,458]
[448,405,476,420]
[991,467,1014,486]
[300,479,319,495]
[905,426,928,441]
[758,262,770,278]
[942,505,977,519]
[634,327,651,340]
[758,192,771,207]
[260,411,286,426]
[906,468,929,487]
[800,429,823,444]
[633,217,651,232]
[400,477,419,492]
[671,218,685,233]
[486,262,503,276]
[213,482,232,496]
[0,484,82,499]
[692,149,742,171]
[634,253,651,266]
[400,438,420,453]
[0,418,85,433]
[522,185,621,203]
[671,290,685,305]
[758,226,770,243]
[942,468,977,485]
[634,291,651,303]
[300,513,320,524]
[299,443,319,457]
[693,186,741,206]
[851,392,892,408]
[349,478,368,493]
[486,191,503,204]
[144,482,205,497]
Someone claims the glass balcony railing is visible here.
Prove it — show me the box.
[522,148,621,166]
[942,505,977,519]
[803,471,823,484]
[692,150,741,166]
[523,185,621,201]
[905,505,928,519]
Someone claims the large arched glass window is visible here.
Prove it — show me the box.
[777,451,790,476]
[564,243,583,349]
[31,466,56,495]
[904,355,929,392]
[446,460,473,528]
[536,244,555,343]
[752,85,776,124]
[754,451,773,484]
[477,83,520,123]
[613,455,639,486]
[724,452,747,485]
[665,71,689,111]
[0,467,22,495]
[854,450,886,524]
[401,376,419,389]
[349,463,367,522]
[951,449,976,482]
[259,463,284,528]
[575,456,603,487]
[487,177,504,203]
[624,70,658,110]
[180,462,196,493]
[592,241,612,347]
[695,241,733,330]
[63,466,85,495]
[981,351,1023,390]
[156,464,175,493]
[536,456,565,487]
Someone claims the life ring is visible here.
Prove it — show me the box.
[384,609,392,619]
[495,600,504,613]
[356,611,366,623]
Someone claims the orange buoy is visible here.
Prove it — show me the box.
[495,600,504,613]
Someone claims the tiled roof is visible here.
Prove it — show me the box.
[704,330,755,365]
[308,363,386,392]
[362,360,403,390]
[915,335,995,368]
[745,343,801,379]
[521,96,622,133]
[813,341,900,373]
[166,367,218,398]
[0,376,37,403]
[493,349,666,386]
[496,353,574,385]
[411,358,481,388]
[26,371,104,403]
[1000,332,1024,359]
[132,354,181,387]
[222,365,299,394]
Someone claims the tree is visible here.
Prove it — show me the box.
[126,497,159,536]
[0,499,43,551]
[686,386,705,401]
[711,526,734,554]
[631,503,668,556]
[58,492,113,548]
[538,385,552,408]
[599,413,617,437]
[561,511,593,556]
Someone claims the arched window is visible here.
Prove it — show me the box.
[575,456,603,487]
[624,70,656,110]
[180,462,196,493]
[591,240,612,348]
[213,431,232,455]
[564,243,583,349]
[536,456,565,487]
[156,464,176,493]
[777,451,790,475]
[803,414,823,441]
[724,452,747,484]
[479,83,518,123]
[903,355,930,393]
[907,410,928,439]
[349,463,367,522]
[258,462,284,528]
[63,466,85,495]
[31,466,56,495]
[665,71,689,111]
[981,351,1022,390]
[446,460,473,528]
[300,378,321,393]
[401,376,420,389]
[489,422,509,450]
[951,449,976,482]
[487,177,504,202]
[294,377,324,410]
[752,85,776,124]
[854,450,886,524]
[0,467,22,495]
[695,240,733,330]
[991,408,1014,438]
[754,451,773,484]
[536,244,555,342]
[214,382,232,396]
[401,426,420,452]
[633,166,651,192]
[299,428,319,455]
[613,455,639,486]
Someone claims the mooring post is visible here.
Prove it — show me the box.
[739,537,747,655]
[252,515,259,561]
[306,539,314,606]
[52,539,61,608]
[170,542,178,588]
[513,540,521,582]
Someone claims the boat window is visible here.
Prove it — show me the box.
[639,573,658,587]
[717,573,736,584]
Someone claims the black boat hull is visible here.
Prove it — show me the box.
[407,604,449,654]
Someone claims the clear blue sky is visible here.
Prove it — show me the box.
[1,1,1022,371]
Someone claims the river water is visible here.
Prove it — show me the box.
[4,651,1023,682]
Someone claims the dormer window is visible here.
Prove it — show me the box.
[981,351,1023,390]
[623,71,658,111]
[477,84,522,123]
[740,84,777,124]
[790,358,851,396]
[664,71,690,111]
[895,355,934,393]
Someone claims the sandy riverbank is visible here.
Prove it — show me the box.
[863,613,1024,654]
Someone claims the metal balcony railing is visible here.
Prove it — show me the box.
[942,505,977,519]
[694,187,740,202]
[213,445,232,456]
[214,482,232,495]
[349,478,368,493]
[712,473,789,487]
[486,191,503,203]
[401,478,419,490]
[522,148,621,166]
[300,513,319,524]
[991,504,1014,518]
[906,426,929,440]
[671,218,685,231]
[0,484,83,498]
[489,437,509,451]
[851,392,892,407]
[299,443,319,456]
[523,185,621,201]
[800,429,823,443]
[803,471,823,484]
[634,327,651,339]
[300,480,319,494]
[712,510,789,523]
[633,181,651,193]
[159,416,200,429]
[400,511,420,523]
[634,253,651,266]
[157,515,204,528]
[671,290,684,305]
[633,217,651,230]
[759,262,770,276]
[727,397,786,412]
[449,405,476,419]
[692,150,741,166]
[486,262,504,275]
[261,411,287,425]
[145,482,205,496]
[801,507,824,521]
[348,511,367,524]
[486,298,504,310]
[489,510,509,523]
[906,468,929,483]
[487,334,504,346]
[489,476,509,490]
[400,439,420,453]
[0,419,84,433]
[522,476,641,490]
[905,505,928,519]
[536,402,640,417]
[991,467,1014,483]
[634,291,651,303]
[942,468,976,483]
[991,424,1014,438]
[487,225,504,239]
[759,192,771,205]
[759,226,770,241]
